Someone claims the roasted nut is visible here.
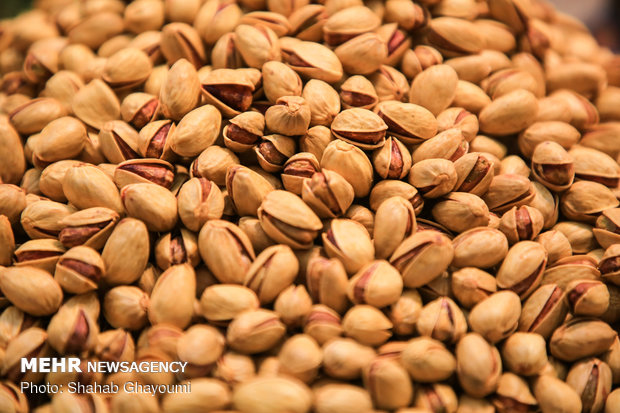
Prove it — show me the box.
[321,140,374,197]
[431,192,489,234]
[198,220,256,284]
[258,190,322,250]
[417,297,467,344]
[401,336,456,383]
[468,291,521,343]
[532,141,575,191]
[227,309,286,354]
[342,304,392,347]
[390,230,454,288]
[408,159,458,199]
[456,332,502,397]
[550,318,617,362]
[374,196,416,259]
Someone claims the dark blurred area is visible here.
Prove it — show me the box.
[0,0,34,19]
[548,0,620,52]
[0,0,619,51]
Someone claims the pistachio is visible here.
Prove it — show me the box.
[323,6,380,46]
[199,284,259,325]
[544,254,601,289]
[284,40,343,84]
[264,98,310,137]
[339,75,378,110]
[234,24,281,69]
[102,218,150,285]
[342,304,392,347]
[154,229,200,270]
[363,355,413,410]
[374,196,417,259]
[469,291,521,343]
[245,245,299,304]
[409,64,458,116]
[160,22,205,67]
[390,230,453,288]
[223,111,265,152]
[47,297,99,355]
[258,190,322,249]
[194,0,242,44]
[148,264,196,329]
[377,101,437,146]
[63,164,124,215]
[483,173,535,214]
[281,152,320,195]
[242,10,291,35]
[401,336,456,383]
[501,332,547,376]
[321,140,374,197]
[335,33,387,75]
[226,165,274,217]
[98,120,141,164]
[121,183,177,232]
[1,327,51,383]
[55,246,105,294]
[331,108,387,150]
[113,158,175,190]
[302,79,341,126]
[414,383,458,413]
[533,374,582,413]
[323,218,375,274]
[227,309,286,354]
[417,296,467,344]
[347,260,403,308]
[103,286,149,330]
[198,220,256,284]
[177,177,224,232]
[451,227,508,268]
[536,230,573,265]
[305,255,349,314]
[432,192,489,234]
[550,318,617,362]
[169,105,221,157]
[0,117,25,185]
[451,267,497,309]
[162,378,230,412]
[201,68,256,117]
[303,304,344,345]
[561,181,619,223]
[496,241,547,299]
[402,45,443,80]
[437,107,479,142]
[566,358,612,413]
[34,117,87,165]
[9,97,67,135]
[72,79,120,130]
[370,65,410,103]
[565,279,610,317]
[120,92,159,130]
[427,17,484,57]
[492,372,538,413]
[408,158,458,198]
[277,334,322,383]
[456,332,502,397]
[0,266,63,316]
[479,89,539,136]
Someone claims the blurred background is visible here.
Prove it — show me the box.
[1,0,619,50]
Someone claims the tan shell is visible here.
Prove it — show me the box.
[377,100,438,144]
[72,79,120,130]
[331,108,388,150]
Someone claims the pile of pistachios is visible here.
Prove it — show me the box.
[1,0,620,411]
